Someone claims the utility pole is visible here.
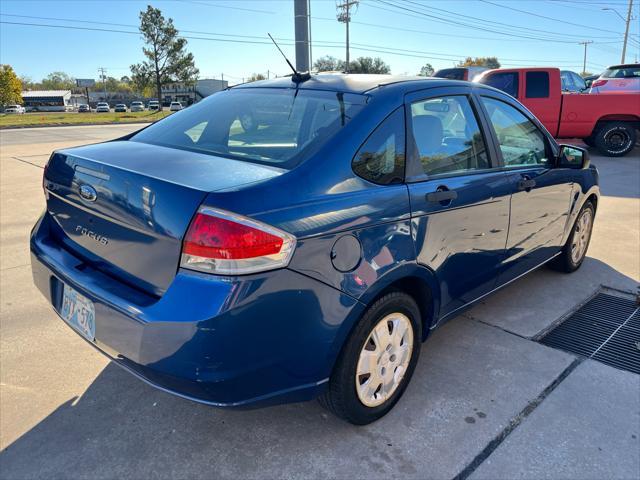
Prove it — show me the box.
[337,0,358,73]
[98,67,107,102]
[294,0,310,72]
[621,0,634,64]
[578,41,593,75]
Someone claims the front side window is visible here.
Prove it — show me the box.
[481,72,519,98]
[131,88,367,169]
[480,97,550,168]
[410,95,489,176]
[352,108,405,184]
[526,71,550,98]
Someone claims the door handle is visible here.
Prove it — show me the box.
[426,189,458,204]
[517,178,536,191]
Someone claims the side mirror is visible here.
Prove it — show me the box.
[558,144,590,169]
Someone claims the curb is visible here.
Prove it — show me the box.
[0,120,155,130]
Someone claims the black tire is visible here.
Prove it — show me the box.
[550,201,595,273]
[318,291,422,425]
[583,135,595,148]
[593,122,637,157]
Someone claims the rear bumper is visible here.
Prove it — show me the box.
[30,213,363,407]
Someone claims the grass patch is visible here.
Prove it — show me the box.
[0,110,173,128]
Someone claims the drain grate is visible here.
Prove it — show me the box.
[540,292,640,374]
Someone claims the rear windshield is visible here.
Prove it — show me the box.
[131,87,367,169]
[434,68,466,80]
[602,66,640,79]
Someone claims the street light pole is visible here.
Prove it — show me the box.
[603,1,635,64]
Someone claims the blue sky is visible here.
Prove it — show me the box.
[1,0,639,84]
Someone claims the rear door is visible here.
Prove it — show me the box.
[476,92,574,283]
[405,86,512,318]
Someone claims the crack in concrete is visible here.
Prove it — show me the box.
[9,156,44,169]
[452,357,583,480]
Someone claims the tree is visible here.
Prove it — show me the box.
[418,63,434,76]
[348,57,391,74]
[130,5,199,109]
[0,65,22,106]
[41,71,75,90]
[580,71,594,78]
[246,73,267,82]
[313,55,345,72]
[457,56,501,69]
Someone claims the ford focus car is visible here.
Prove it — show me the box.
[31,74,599,424]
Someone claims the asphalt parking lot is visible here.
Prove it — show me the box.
[1,125,638,479]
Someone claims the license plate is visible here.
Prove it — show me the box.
[60,284,96,341]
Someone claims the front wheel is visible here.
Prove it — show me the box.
[319,292,422,425]
[550,201,595,273]
[593,122,637,157]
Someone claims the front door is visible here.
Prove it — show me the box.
[405,88,512,318]
[477,94,574,283]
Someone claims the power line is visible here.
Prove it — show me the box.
[478,0,625,34]
[366,0,593,44]
[398,0,619,39]
[0,18,611,70]
[177,0,276,15]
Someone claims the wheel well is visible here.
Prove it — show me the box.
[370,276,435,341]
[586,193,598,212]
[594,117,640,134]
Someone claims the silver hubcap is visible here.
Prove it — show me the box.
[355,313,414,408]
[571,209,593,264]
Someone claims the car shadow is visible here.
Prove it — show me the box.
[1,260,637,479]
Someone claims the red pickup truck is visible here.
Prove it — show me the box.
[476,67,640,156]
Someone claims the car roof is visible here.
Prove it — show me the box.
[233,73,473,95]
[606,63,640,69]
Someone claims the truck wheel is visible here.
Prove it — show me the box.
[583,135,595,147]
[594,122,637,157]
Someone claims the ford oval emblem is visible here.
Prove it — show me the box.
[79,184,98,202]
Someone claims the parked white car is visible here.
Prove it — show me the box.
[96,102,110,113]
[169,101,183,111]
[130,101,145,112]
[4,105,25,114]
[148,100,160,111]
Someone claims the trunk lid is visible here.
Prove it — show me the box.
[44,140,284,295]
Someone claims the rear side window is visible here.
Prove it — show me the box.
[526,71,549,98]
[481,72,519,98]
[352,108,405,184]
[410,95,489,176]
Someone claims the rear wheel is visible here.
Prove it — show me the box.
[583,135,595,148]
[319,292,421,425]
[550,201,595,273]
[593,122,637,157]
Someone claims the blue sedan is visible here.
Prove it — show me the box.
[31,74,599,424]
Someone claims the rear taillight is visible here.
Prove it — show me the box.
[591,79,608,88]
[180,207,296,275]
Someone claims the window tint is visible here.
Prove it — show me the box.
[410,96,489,176]
[433,68,465,80]
[131,88,366,169]
[352,108,405,184]
[526,71,549,98]
[481,72,519,97]
[480,97,550,168]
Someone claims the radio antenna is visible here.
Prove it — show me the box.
[268,33,310,83]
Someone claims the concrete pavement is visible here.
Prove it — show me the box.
[0,125,638,479]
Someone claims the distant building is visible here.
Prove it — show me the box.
[21,90,72,112]
[161,79,228,105]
